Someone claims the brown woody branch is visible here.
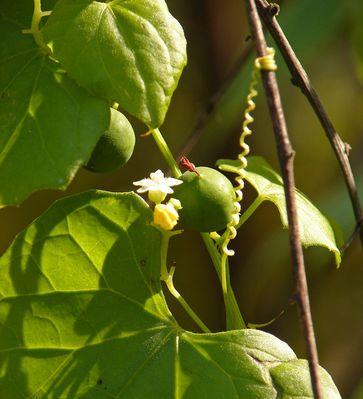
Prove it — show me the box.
[244,0,323,397]
[256,0,363,246]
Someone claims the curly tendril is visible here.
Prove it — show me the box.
[213,48,277,262]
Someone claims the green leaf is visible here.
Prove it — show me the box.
[43,0,187,128]
[271,359,341,399]
[217,156,341,266]
[0,1,110,207]
[193,0,361,163]
[0,190,340,398]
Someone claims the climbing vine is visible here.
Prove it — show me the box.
[0,0,357,398]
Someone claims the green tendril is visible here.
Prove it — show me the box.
[214,48,277,303]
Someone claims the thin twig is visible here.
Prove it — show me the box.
[340,223,362,254]
[176,42,254,161]
[244,0,323,398]
[256,0,363,247]
[175,2,289,162]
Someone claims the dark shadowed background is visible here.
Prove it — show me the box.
[1,1,363,397]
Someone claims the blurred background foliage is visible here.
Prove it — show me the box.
[1,0,363,397]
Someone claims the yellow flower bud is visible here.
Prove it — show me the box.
[168,197,182,210]
[153,203,179,231]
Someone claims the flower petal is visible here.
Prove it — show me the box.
[136,187,150,193]
[164,177,183,187]
[149,185,174,194]
[150,170,165,183]
[133,178,153,187]
[163,186,174,194]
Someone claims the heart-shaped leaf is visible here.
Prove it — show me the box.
[0,1,110,207]
[217,156,341,266]
[0,190,340,398]
[43,0,187,128]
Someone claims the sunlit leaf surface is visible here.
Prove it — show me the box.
[0,191,340,398]
[43,0,187,128]
[0,0,109,207]
[217,156,341,266]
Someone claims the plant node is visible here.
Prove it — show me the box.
[22,0,51,54]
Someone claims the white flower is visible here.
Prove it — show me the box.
[133,170,183,203]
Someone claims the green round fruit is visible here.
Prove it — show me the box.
[173,167,236,232]
[85,108,135,173]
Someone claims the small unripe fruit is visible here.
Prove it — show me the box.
[85,108,135,173]
[173,167,236,232]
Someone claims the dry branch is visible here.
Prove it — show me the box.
[244,0,323,397]
[256,0,363,246]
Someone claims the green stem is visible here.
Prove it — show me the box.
[237,196,263,229]
[160,232,210,333]
[160,232,171,281]
[151,129,181,178]
[202,234,246,329]
[151,128,245,330]
[23,0,51,54]
[163,268,211,333]
[221,254,228,300]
